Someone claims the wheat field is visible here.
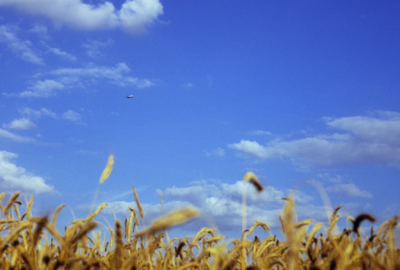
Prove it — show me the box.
[0,156,398,269]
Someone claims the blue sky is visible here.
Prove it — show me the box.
[0,0,400,241]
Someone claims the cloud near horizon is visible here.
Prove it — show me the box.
[100,180,329,233]
[229,111,400,168]
[0,0,163,33]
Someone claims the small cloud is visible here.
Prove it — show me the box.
[181,83,193,88]
[82,39,113,58]
[48,62,154,88]
[317,173,343,184]
[62,110,81,122]
[19,107,57,118]
[29,24,49,38]
[249,130,272,136]
[326,183,373,198]
[19,80,64,98]
[0,151,55,193]
[3,118,36,130]
[189,179,208,186]
[43,42,76,61]
[229,140,268,158]
[0,128,36,142]
[0,25,43,64]
[206,147,225,157]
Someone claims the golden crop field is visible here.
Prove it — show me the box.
[0,156,398,270]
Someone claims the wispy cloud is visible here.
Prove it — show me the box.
[19,107,57,118]
[206,147,225,157]
[19,107,83,124]
[19,80,64,98]
[229,111,400,168]
[326,183,373,198]
[0,128,36,142]
[43,42,76,61]
[62,110,81,122]
[0,151,55,193]
[82,39,113,58]
[0,25,43,64]
[249,130,272,136]
[29,24,49,39]
[0,0,163,33]
[49,62,154,88]
[3,118,36,130]
[181,83,193,88]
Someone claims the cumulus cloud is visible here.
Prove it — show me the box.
[0,128,35,142]
[326,183,373,198]
[3,118,36,130]
[0,0,163,33]
[0,151,55,193]
[229,111,400,168]
[20,80,64,98]
[62,110,81,122]
[0,25,43,64]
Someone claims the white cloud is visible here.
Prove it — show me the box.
[206,147,225,157]
[49,62,153,87]
[0,0,163,33]
[0,151,55,193]
[326,183,373,198]
[3,118,36,130]
[0,25,43,64]
[20,80,64,98]
[0,128,35,142]
[62,110,81,122]
[229,111,400,168]
[229,140,269,158]
[119,0,163,33]
[19,107,57,118]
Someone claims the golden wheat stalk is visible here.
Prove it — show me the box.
[90,154,114,213]
[242,172,264,234]
[135,207,199,237]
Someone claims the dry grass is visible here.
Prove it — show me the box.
[0,167,398,269]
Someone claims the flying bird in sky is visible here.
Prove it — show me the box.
[126,95,133,98]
